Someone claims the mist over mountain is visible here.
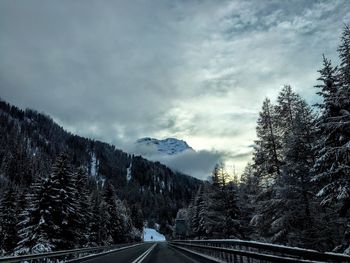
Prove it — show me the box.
[0,99,202,238]
[130,137,221,180]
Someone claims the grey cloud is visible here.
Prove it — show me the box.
[125,139,225,180]
[136,150,223,180]
[1,0,349,175]
[0,0,187,142]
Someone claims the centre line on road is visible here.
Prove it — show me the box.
[131,243,157,263]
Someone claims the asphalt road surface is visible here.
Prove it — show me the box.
[143,242,201,263]
[80,243,154,263]
[80,242,204,263]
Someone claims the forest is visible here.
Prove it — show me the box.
[174,25,350,254]
[0,98,200,255]
[0,24,349,257]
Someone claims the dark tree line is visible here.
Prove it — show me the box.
[0,95,201,255]
[0,154,139,255]
[175,25,350,254]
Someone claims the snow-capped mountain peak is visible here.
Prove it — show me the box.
[136,137,194,155]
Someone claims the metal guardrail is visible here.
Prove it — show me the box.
[169,240,350,263]
[0,242,143,263]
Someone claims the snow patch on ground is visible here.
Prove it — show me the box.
[143,228,166,241]
[127,161,132,182]
[90,152,99,177]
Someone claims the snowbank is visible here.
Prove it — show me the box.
[143,228,166,241]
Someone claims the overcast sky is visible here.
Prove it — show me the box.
[1,0,349,179]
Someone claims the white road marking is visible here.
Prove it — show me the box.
[131,243,157,263]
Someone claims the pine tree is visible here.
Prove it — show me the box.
[253,98,282,181]
[75,167,92,246]
[224,182,242,238]
[272,99,318,247]
[252,88,320,248]
[15,178,57,254]
[89,191,112,246]
[313,26,350,213]
[312,25,350,253]
[275,85,302,134]
[188,186,205,238]
[239,164,260,237]
[314,55,340,111]
[103,183,127,243]
[49,154,80,250]
[0,185,19,254]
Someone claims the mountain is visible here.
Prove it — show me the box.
[136,137,194,155]
[0,99,202,236]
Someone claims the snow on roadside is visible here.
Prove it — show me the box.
[143,228,166,241]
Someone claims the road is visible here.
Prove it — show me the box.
[79,242,204,263]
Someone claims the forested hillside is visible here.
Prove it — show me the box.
[0,100,201,255]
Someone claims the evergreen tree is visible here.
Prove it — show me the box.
[314,55,340,111]
[49,154,80,250]
[130,204,144,231]
[253,98,282,181]
[271,99,317,247]
[88,191,112,246]
[312,25,350,253]
[103,183,127,243]
[0,185,19,254]
[75,167,92,246]
[239,164,260,237]
[15,178,57,254]
[188,186,205,238]
[313,26,350,214]
[224,182,242,238]
[275,85,301,134]
[252,88,320,248]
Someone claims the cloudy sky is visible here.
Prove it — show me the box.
[1,0,349,179]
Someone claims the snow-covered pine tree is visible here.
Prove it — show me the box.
[0,185,19,254]
[211,162,243,238]
[252,88,319,248]
[75,167,92,246]
[103,182,127,243]
[15,178,57,254]
[251,97,285,241]
[49,153,80,250]
[88,190,110,246]
[224,182,242,238]
[313,26,350,214]
[314,55,340,110]
[312,25,350,253]
[188,186,204,238]
[239,164,260,237]
[116,199,136,242]
[275,85,302,134]
[253,98,282,182]
[240,163,260,197]
[210,163,220,187]
[273,99,318,248]
[207,185,227,238]
[130,204,144,231]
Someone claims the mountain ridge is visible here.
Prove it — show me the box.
[136,137,194,155]
[0,98,202,235]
